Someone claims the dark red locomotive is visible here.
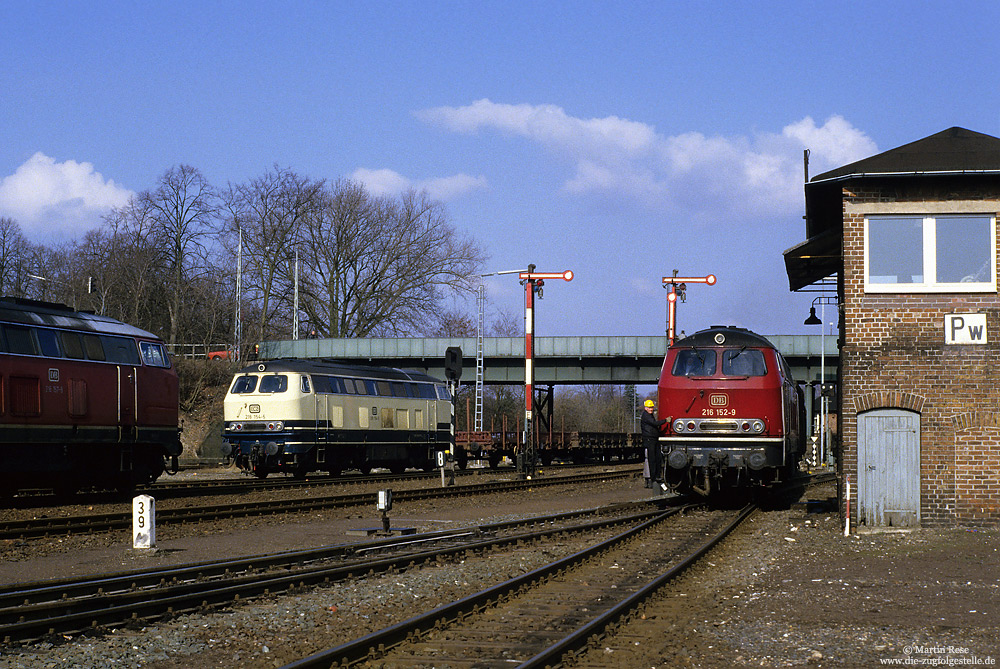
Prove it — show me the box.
[0,297,181,494]
[656,326,805,495]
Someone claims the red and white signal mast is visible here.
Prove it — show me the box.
[662,271,716,346]
[519,264,573,478]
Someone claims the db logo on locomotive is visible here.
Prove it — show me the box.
[709,393,728,407]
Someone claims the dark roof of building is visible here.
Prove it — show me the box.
[784,127,1000,291]
[812,127,1000,182]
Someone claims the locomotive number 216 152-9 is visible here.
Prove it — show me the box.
[701,408,737,416]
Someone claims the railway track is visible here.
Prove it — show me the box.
[0,500,674,646]
[282,504,753,668]
[3,461,614,506]
[280,474,833,667]
[0,469,640,541]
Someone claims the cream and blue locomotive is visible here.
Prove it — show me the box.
[221,359,453,478]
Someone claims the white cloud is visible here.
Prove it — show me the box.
[783,116,878,172]
[351,167,487,202]
[0,152,133,242]
[418,99,878,218]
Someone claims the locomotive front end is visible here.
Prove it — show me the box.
[221,365,308,478]
[657,327,801,495]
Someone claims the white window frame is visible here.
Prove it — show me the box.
[864,214,997,293]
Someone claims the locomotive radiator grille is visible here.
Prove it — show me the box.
[698,420,739,432]
[671,418,766,435]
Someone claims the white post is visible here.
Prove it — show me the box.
[235,226,242,358]
[844,478,851,537]
[133,494,156,549]
[819,300,826,466]
[293,247,299,340]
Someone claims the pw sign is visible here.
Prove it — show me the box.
[944,313,987,345]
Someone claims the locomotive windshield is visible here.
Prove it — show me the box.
[259,375,288,393]
[231,375,257,393]
[672,348,767,377]
[672,349,716,376]
[721,349,767,376]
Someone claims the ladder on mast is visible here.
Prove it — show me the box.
[474,284,485,432]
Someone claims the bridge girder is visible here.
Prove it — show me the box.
[258,335,838,386]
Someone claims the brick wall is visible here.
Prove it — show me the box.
[841,183,1000,527]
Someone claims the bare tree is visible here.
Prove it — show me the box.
[221,166,325,342]
[554,384,639,433]
[142,165,218,345]
[0,217,32,298]
[425,307,477,337]
[299,180,486,337]
[95,194,168,331]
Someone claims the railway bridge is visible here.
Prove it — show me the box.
[257,334,838,386]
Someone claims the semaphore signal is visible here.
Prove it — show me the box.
[517,264,573,479]
[663,271,716,346]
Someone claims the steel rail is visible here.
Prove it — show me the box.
[519,503,757,668]
[0,504,672,645]
[5,462,617,506]
[0,469,638,541]
[280,505,704,669]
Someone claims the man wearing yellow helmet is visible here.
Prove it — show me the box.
[641,398,667,491]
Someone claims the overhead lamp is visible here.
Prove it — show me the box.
[804,307,822,325]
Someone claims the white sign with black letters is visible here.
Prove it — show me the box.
[944,313,987,344]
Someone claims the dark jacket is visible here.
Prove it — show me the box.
[640,410,666,440]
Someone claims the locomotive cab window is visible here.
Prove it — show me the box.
[139,341,170,368]
[672,349,716,377]
[300,376,311,393]
[231,375,258,394]
[721,349,767,376]
[259,375,288,393]
[435,385,451,401]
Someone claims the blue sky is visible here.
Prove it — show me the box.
[2,1,998,339]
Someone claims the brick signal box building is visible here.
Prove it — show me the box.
[785,127,1000,528]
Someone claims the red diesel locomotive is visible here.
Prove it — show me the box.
[0,297,181,494]
[656,326,805,495]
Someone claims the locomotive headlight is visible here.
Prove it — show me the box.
[233,422,244,431]
[673,419,685,433]
[741,421,751,432]
[686,421,697,432]
[751,420,765,433]
[274,421,283,431]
